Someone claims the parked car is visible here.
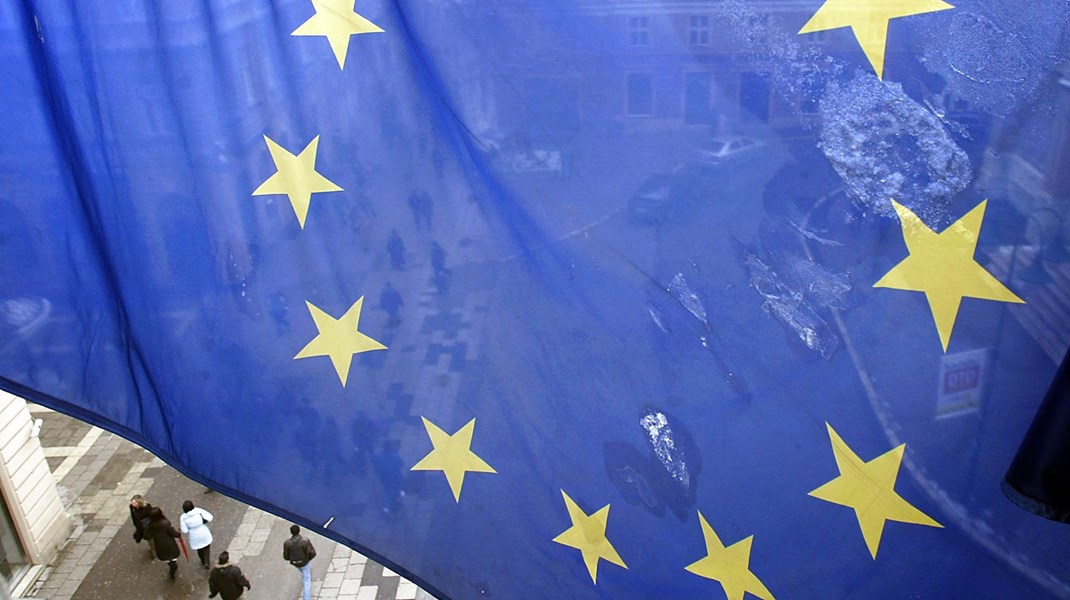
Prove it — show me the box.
[692,135,764,169]
[628,174,677,223]
[627,168,712,223]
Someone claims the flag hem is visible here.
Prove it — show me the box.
[0,376,453,600]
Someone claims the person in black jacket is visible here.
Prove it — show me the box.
[129,495,155,559]
[209,551,251,599]
[282,524,316,600]
[145,507,182,580]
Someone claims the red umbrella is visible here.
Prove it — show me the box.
[178,536,189,561]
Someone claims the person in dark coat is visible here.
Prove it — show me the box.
[145,507,182,580]
[379,282,403,327]
[209,551,251,600]
[430,241,449,278]
[129,495,155,559]
[374,439,404,515]
[283,524,317,600]
[430,241,451,292]
[387,229,406,271]
[407,189,433,230]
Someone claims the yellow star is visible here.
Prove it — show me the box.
[293,298,386,386]
[874,200,1024,352]
[809,424,942,559]
[411,418,496,502]
[252,135,342,229]
[292,0,384,69]
[552,490,627,584]
[684,512,774,600]
[798,0,953,79]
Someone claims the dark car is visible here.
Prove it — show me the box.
[627,169,712,223]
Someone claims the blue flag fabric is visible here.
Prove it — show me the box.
[2,0,1070,598]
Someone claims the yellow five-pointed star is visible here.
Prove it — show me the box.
[292,0,384,69]
[552,491,627,584]
[294,298,386,386]
[809,424,942,559]
[252,135,342,229]
[799,0,953,79]
[685,512,774,600]
[411,418,496,502]
[874,200,1023,352]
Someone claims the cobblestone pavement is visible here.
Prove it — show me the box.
[22,403,432,600]
[17,191,500,600]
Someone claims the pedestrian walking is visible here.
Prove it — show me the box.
[129,494,155,559]
[379,282,403,327]
[387,229,407,271]
[209,551,251,600]
[430,241,449,278]
[283,524,317,600]
[407,190,422,229]
[145,507,182,580]
[268,291,289,334]
[179,499,214,568]
[419,191,433,230]
[374,439,404,515]
[407,190,433,230]
[430,240,451,292]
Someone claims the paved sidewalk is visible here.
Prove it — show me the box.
[21,403,431,600]
[16,188,502,600]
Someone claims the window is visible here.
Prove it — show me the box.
[627,74,654,116]
[689,15,710,46]
[628,16,649,46]
[0,497,27,583]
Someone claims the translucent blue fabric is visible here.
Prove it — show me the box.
[1,1,1069,598]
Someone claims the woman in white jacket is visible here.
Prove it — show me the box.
[179,499,214,568]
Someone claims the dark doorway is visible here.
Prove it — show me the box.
[739,72,770,123]
[627,73,654,116]
[684,72,712,124]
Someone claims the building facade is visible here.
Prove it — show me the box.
[0,392,72,595]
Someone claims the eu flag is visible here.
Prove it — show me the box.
[3,0,1070,597]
